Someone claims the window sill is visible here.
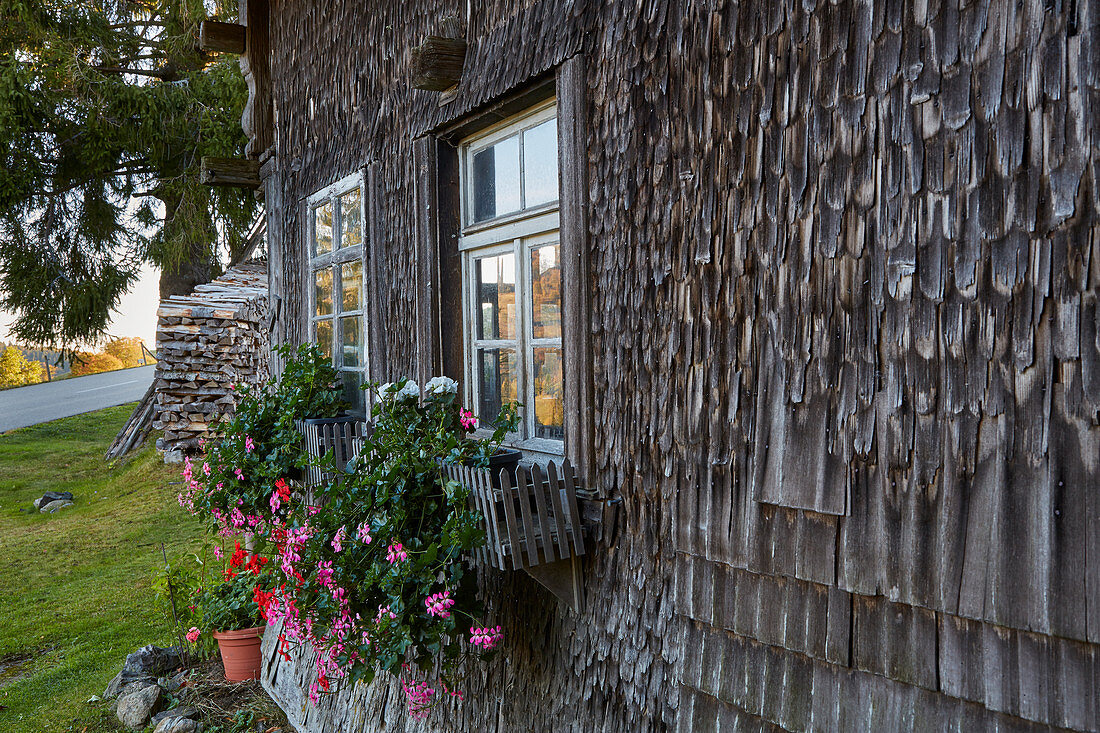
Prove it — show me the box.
[470,428,563,464]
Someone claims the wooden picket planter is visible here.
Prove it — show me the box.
[445,459,587,563]
[294,415,369,488]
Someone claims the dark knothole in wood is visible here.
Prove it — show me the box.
[200,157,261,189]
[410,36,467,92]
[199,20,247,54]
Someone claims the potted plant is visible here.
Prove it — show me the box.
[192,542,279,682]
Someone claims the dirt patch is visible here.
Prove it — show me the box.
[0,647,55,690]
[174,658,290,733]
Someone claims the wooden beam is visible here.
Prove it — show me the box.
[200,157,260,188]
[199,20,246,54]
[411,37,467,91]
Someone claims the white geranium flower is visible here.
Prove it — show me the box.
[424,376,458,397]
[396,380,420,401]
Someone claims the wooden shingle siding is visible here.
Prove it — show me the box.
[261,0,1100,729]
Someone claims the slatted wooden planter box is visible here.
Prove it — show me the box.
[294,416,369,488]
[444,459,591,609]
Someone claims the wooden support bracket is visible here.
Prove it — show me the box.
[411,37,467,91]
[200,21,247,54]
[200,157,261,189]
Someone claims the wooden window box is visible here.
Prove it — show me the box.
[294,415,368,488]
[444,458,599,610]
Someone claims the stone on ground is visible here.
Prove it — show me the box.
[104,645,183,698]
[116,683,163,730]
[34,491,74,509]
[151,706,200,725]
[153,715,203,733]
[39,499,74,513]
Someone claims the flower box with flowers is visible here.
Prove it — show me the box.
[251,375,521,717]
[184,365,526,719]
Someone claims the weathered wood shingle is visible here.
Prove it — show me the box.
[261,0,1100,729]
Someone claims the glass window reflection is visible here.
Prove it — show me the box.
[314,203,333,255]
[340,315,363,368]
[472,136,521,222]
[476,254,516,340]
[478,347,518,425]
[532,347,564,440]
[341,261,362,312]
[315,319,333,361]
[523,119,558,207]
[339,188,361,249]
[530,244,562,339]
[315,268,333,316]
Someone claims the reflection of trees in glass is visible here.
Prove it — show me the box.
[314,203,333,254]
[315,320,333,360]
[477,255,516,339]
[530,245,562,339]
[315,269,334,316]
[341,262,362,311]
[340,189,362,249]
[533,348,563,438]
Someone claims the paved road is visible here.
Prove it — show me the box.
[0,365,156,433]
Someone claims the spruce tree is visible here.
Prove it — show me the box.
[0,0,257,347]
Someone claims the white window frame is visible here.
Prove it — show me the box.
[305,170,369,413]
[459,101,564,454]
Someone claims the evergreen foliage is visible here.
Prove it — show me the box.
[0,0,257,348]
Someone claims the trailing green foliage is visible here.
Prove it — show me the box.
[180,343,347,531]
[0,0,257,347]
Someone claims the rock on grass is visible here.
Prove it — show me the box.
[116,683,163,730]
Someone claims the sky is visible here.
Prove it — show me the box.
[0,263,160,348]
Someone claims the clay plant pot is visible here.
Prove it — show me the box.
[212,626,266,682]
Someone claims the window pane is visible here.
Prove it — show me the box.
[523,119,558,207]
[532,347,564,440]
[476,253,516,340]
[315,268,333,316]
[314,203,333,255]
[471,135,520,222]
[530,243,562,339]
[340,315,363,368]
[478,347,518,425]
[341,261,363,312]
[339,188,362,249]
[340,370,363,408]
[315,319,333,361]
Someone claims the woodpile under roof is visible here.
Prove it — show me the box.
[153,261,269,458]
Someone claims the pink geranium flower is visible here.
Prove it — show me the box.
[331,526,347,553]
[469,625,503,650]
[424,591,455,619]
[386,542,408,564]
[459,408,477,431]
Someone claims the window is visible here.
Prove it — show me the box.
[307,172,368,411]
[459,102,563,448]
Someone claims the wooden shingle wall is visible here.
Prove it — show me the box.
[264,0,1100,730]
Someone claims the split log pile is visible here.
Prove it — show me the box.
[153,262,269,456]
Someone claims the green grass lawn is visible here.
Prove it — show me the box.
[0,405,204,732]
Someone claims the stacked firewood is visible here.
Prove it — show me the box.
[153,261,270,456]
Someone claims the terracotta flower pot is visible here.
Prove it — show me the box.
[212,626,266,682]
